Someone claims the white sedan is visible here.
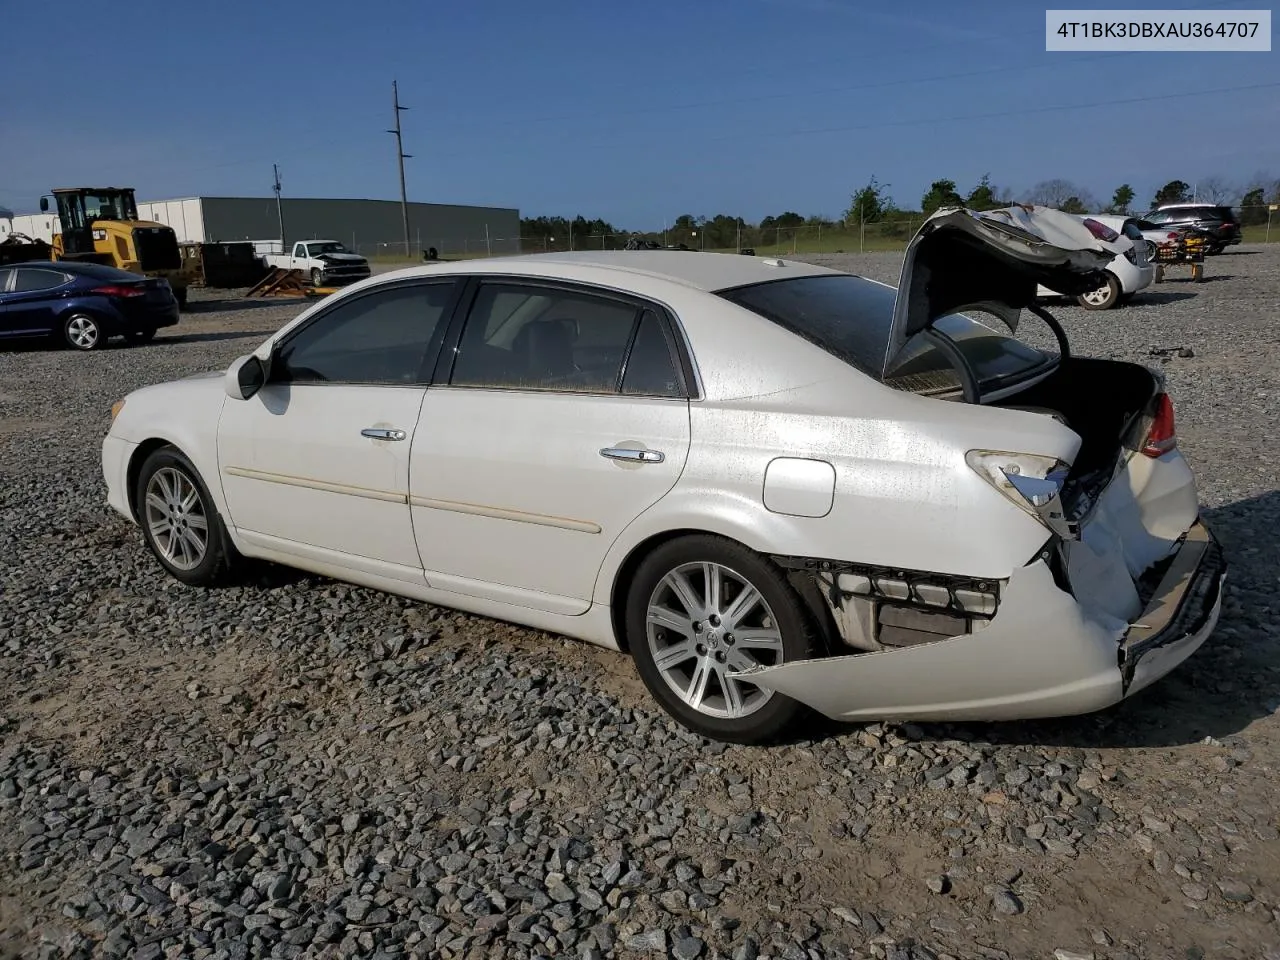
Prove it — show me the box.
[1036,215,1155,310]
[102,206,1225,744]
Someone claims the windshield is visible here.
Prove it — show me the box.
[310,242,349,255]
[719,274,1056,396]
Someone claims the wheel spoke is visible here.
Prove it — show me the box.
[722,583,762,628]
[181,526,206,557]
[734,628,784,652]
[648,604,694,638]
[145,493,167,515]
[664,570,704,618]
[702,562,721,614]
[156,471,175,503]
[185,512,208,531]
[652,639,697,671]
[682,658,712,710]
[180,483,199,512]
[150,518,173,537]
[160,529,180,562]
[720,668,746,717]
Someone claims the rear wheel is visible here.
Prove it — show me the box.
[64,313,104,350]
[626,535,816,744]
[1077,273,1121,310]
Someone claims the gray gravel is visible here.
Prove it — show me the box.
[3,249,1280,959]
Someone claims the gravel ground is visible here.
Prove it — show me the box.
[2,247,1279,960]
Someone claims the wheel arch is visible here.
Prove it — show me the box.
[605,527,841,657]
[125,438,183,521]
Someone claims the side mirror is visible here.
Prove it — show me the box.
[225,354,267,400]
[39,196,50,213]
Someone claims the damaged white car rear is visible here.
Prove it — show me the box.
[101,204,1225,747]
[689,204,1226,742]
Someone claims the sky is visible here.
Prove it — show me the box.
[2,0,1277,227]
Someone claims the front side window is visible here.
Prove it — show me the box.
[450,282,647,394]
[13,268,69,293]
[274,282,454,385]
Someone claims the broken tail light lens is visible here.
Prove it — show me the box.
[966,450,1072,530]
[1141,393,1177,457]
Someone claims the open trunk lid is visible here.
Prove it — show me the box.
[881,205,1125,379]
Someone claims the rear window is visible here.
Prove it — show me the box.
[719,274,1055,394]
[63,262,147,282]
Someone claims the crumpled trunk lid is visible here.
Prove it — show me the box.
[881,205,1124,379]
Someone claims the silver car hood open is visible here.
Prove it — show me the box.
[881,204,1123,378]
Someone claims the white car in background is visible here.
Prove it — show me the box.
[101,206,1224,744]
[1037,214,1155,310]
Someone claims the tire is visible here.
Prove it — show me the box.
[125,327,157,345]
[63,313,105,350]
[311,268,324,288]
[134,446,239,587]
[1077,272,1121,310]
[625,534,817,744]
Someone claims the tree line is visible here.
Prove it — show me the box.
[520,173,1280,249]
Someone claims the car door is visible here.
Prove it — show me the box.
[3,266,71,337]
[0,268,11,336]
[217,278,462,584]
[409,278,693,615]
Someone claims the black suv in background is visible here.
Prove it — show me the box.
[1144,203,1242,254]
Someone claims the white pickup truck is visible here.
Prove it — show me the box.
[262,240,371,287]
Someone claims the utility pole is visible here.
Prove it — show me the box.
[272,163,286,250]
[387,80,412,257]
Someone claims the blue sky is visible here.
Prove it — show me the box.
[2,0,1276,226]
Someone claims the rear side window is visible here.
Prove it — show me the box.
[621,310,683,397]
[13,268,69,292]
[451,283,641,394]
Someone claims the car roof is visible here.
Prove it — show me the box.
[1155,201,1231,209]
[394,250,841,293]
[7,260,139,280]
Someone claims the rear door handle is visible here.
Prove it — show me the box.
[361,428,407,441]
[600,446,664,463]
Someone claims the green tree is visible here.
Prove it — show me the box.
[920,179,963,216]
[965,174,1000,211]
[1239,187,1268,226]
[1110,184,1135,214]
[1060,196,1089,214]
[1152,180,1190,207]
[1025,179,1095,211]
[846,175,892,224]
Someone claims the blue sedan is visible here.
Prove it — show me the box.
[0,260,180,350]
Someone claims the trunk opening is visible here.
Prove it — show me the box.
[991,356,1161,516]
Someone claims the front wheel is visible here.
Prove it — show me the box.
[1077,272,1121,310]
[135,446,239,586]
[626,535,816,744]
[311,268,324,287]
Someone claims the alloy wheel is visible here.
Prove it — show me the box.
[66,315,101,350]
[144,467,210,571]
[645,561,786,719]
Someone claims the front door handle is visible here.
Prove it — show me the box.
[361,427,407,441]
[600,446,664,463]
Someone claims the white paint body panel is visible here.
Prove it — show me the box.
[216,383,426,581]
[101,241,1221,727]
[763,458,836,518]
[410,388,690,615]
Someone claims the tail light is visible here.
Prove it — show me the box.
[1142,393,1177,457]
[92,284,146,298]
[1082,218,1120,243]
[966,450,1076,538]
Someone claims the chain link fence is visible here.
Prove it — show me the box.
[348,204,1280,262]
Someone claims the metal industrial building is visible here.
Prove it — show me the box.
[3,196,521,258]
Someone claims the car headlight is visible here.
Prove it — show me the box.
[111,399,126,421]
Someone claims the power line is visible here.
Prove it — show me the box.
[388,80,413,258]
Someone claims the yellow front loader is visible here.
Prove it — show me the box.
[39,187,196,308]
